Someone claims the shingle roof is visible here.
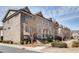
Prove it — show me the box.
[2,6,52,23]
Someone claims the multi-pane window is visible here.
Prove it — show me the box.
[25,26,32,33]
[22,15,32,23]
[22,15,26,23]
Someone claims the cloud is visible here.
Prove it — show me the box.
[58,15,79,21]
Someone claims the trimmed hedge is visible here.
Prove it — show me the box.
[51,41,68,48]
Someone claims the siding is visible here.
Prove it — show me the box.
[3,13,21,43]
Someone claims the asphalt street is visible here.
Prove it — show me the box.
[0,46,41,53]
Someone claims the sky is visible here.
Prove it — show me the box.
[0,6,79,30]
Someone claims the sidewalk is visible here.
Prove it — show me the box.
[0,43,47,53]
[41,47,79,53]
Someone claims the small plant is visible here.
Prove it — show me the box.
[71,41,79,48]
[51,41,67,48]
[20,41,24,45]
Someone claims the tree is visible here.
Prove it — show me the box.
[52,20,59,41]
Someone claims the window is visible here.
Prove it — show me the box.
[22,15,31,23]
[25,26,29,32]
[43,34,44,37]
[29,27,32,33]
[22,15,26,23]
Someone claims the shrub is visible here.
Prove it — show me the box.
[71,41,79,47]
[47,35,53,42]
[2,40,13,44]
[2,40,7,43]
[71,36,74,39]
[47,39,53,42]
[47,37,53,43]
[9,40,13,44]
[25,40,28,44]
[0,40,2,43]
[1,36,3,40]
[20,41,24,45]
[51,41,67,48]
[39,38,47,44]
[0,36,3,43]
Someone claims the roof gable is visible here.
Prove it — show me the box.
[2,7,32,22]
[6,10,17,18]
[2,10,18,22]
[4,10,18,19]
[22,7,31,14]
[36,12,43,17]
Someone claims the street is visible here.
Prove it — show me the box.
[0,46,40,53]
